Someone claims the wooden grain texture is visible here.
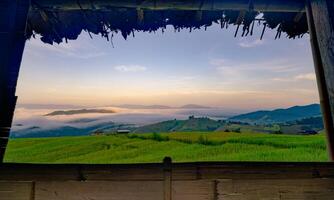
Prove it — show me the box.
[0,163,334,199]
[306,0,334,161]
[35,181,163,200]
[217,178,334,200]
[172,180,216,200]
[1,162,334,181]
[82,165,164,181]
[164,157,172,200]
[310,0,334,160]
[196,163,334,179]
[0,182,33,200]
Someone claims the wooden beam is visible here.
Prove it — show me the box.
[308,0,334,160]
[163,157,172,200]
[0,0,30,161]
[306,1,334,160]
[33,0,306,12]
[1,162,334,181]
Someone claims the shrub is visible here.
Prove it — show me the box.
[197,135,210,145]
[234,128,241,133]
[127,134,139,139]
[151,133,169,142]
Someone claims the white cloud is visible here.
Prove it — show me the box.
[114,65,147,72]
[210,58,300,76]
[272,73,316,82]
[295,73,316,81]
[238,39,265,48]
[26,34,107,59]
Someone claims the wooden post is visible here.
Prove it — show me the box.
[0,0,30,161]
[163,157,172,200]
[307,0,334,160]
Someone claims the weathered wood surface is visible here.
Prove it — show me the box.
[0,182,33,200]
[218,179,334,200]
[306,0,334,160]
[1,162,334,181]
[164,157,172,200]
[34,0,306,12]
[35,181,163,200]
[0,0,29,161]
[0,162,334,199]
[309,0,334,160]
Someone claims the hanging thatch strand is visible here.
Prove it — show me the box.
[32,0,306,12]
[26,5,308,45]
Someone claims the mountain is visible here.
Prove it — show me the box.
[133,116,224,133]
[229,104,321,124]
[179,104,212,109]
[45,109,116,116]
[10,122,134,138]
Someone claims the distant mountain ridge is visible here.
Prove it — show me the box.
[45,109,115,116]
[229,104,321,124]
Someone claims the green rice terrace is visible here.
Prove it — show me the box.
[4,131,328,163]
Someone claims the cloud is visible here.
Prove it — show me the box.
[238,39,265,48]
[26,34,107,59]
[294,73,316,81]
[114,65,147,72]
[272,73,316,82]
[210,58,300,77]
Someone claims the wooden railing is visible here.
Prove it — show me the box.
[1,159,334,199]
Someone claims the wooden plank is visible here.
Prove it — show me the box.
[34,0,306,12]
[197,163,334,179]
[172,180,216,200]
[34,181,163,200]
[310,0,334,160]
[82,165,163,181]
[172,166,198,180]
[0,181,33,200]
[1,162,334,181]
[217,178,334,200]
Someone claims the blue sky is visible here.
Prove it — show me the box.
[17,23,318,112]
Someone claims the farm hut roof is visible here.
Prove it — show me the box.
[27,0,309,44]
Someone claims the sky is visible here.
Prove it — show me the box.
[17,22,319,112]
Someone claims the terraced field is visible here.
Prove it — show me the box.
[4,131,328,163]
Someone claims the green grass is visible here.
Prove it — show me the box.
[4,131,328,163]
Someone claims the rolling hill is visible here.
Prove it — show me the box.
[134,117,224,133]
[229,104,321,124]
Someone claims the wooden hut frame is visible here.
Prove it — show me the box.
[1,0,334,199]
